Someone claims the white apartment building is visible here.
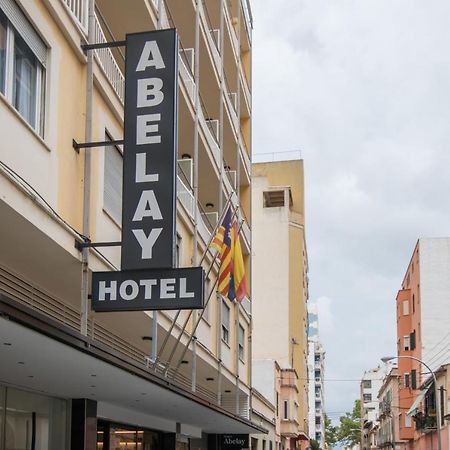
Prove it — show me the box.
[360,366,389,450]
[307,304,325,449]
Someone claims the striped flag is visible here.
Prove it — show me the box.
[212,208,247,302]
[212,208,234,298]
[231,221,247,302]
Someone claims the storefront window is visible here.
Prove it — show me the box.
[97,422,161,450]
[4,387,67,450]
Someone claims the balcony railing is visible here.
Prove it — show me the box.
[62,0,88,31]
[93,13,125,102]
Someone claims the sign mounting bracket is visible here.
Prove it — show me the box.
[75,240,122,251]
[81,40,126,53]
[72,139,124,153]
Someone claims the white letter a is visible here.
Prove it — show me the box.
[133,190,163,221]
[136,41,166,71]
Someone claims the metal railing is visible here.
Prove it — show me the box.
[177,175,195,218]
[93,13,125,102]
[62,0,88,32]
[179,47,196,104]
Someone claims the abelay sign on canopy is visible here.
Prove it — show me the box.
[122,29,178,270]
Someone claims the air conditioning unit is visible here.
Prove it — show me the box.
[205,119,219,142]
[180,48,195,73]
[210,29,220,51]
[177,158,193,187]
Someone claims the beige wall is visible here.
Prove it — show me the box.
[252,159,309,437]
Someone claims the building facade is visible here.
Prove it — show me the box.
[395,238,450,450]
[360,366,389,450]
[251,156,309,450]
[377,367,407,450]
[0,0,258,448]
[307,304,326,449]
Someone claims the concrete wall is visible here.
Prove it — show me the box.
[419,238,450,370]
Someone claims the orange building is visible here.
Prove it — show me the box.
[395,239,450,450]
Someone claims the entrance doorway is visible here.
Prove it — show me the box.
[97,421,161,450]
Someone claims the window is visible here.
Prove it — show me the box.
[0,3,46,134]
[404,373,410,388]
[411,369,417,390]
[3,386,67,450]
[412,294,415,313]
[403,300,409,315]
[405,414,412,427]
[403,335,410,351]
[410,330,416,350]
[362,380,372,389]
[315,416,321,425]
[283,400,289,420]
[0,12,6,93]
[263,190,285,207]
[103,132,123,224]
[238,323,245,361]
[201,278,211,323]
[363,393,372,402]
[221,300,230,344]
[175,233,182,267]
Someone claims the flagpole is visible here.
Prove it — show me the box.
[152,193,234,369]
[163,202,241,373]
[171,217,247,378]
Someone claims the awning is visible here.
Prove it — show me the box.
[406,385,432,417]
[294,432,309,441]
[0,301,266,435]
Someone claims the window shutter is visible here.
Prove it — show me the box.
[0,0,46,65]
[104,144,123,224]
[411,369,417,390]
[410,330,416,350]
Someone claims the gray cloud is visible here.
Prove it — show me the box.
[252,0,450,419]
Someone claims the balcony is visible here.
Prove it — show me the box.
[415,414,437,432]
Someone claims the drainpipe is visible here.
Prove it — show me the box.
[150,0,165,365]
[235,0,242,418]
[80,0,95,336]
[217,0,225,406]
[190,0,201,393]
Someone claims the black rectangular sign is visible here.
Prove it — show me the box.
[92,267,204,312]
[220,435,249,449]
[122,29,178,270]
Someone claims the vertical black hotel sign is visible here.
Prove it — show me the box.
[122,30,178,270]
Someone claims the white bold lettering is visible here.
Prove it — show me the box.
[132,228,163,259]
[179,278,195,298]
[137,78,164,108]
[133,190,162,221]
[98,280,117,301]
[137,114,161,145]
[136,41,166,72]
[119,280,139,301]
[136,153,159,183]
[140,279,158,299]
[160,278,176,299]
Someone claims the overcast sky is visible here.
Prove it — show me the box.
[252,0,450,420]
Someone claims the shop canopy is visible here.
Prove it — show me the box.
[406,384,433,417]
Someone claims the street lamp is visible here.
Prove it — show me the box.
[381,355,442,450]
